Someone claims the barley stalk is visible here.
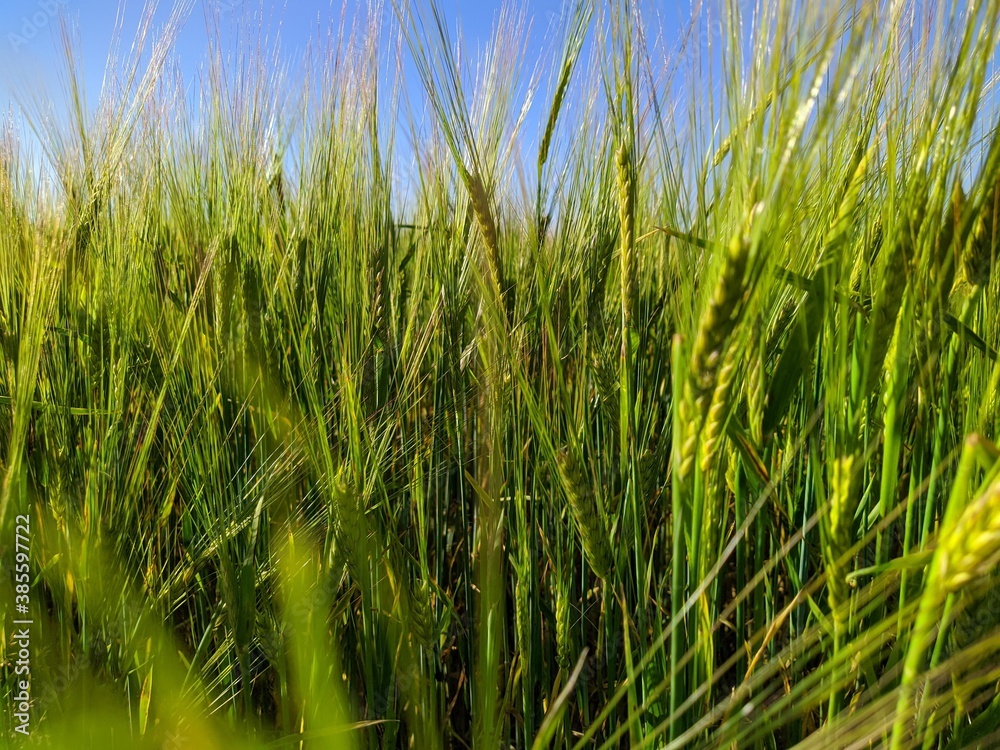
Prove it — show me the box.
[11,2,1000,747]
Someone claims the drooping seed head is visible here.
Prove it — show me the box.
[556,447,613,580]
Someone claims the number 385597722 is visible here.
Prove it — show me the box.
[14,514,30,605]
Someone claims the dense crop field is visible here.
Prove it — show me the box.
[2,0,1000,747]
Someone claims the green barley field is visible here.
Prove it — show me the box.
[2,0,1000,746]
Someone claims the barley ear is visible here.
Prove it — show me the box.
[699,343,738,475]
[556,447,613,580]
[678,228,751,483]
[891,437,1000,750]
[940,474,1000,593]
[617,143,636,330]
[865,211,914,397]
[824,452,862,635]
[467,167,508,307]
[553,565,572,673]
[964,182,997,287]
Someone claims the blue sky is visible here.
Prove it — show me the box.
[0,0,701,207]
[0,0,619,199]
[0,0,575,130]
